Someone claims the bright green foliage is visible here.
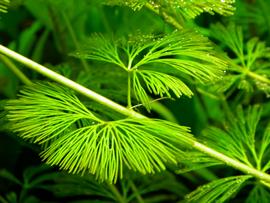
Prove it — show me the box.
[133,69,192,110]
[185,175,251,203]
[6,82,193,183]
[155,0,235,19]
[2,0,270,202]
[202,106,270,170]
[0,0,9,13]
[104,0,235,19]
[105,0,146,11]
[74,30,227,110]
[209,23,270,95]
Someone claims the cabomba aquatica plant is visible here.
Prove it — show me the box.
[2,0,270,202]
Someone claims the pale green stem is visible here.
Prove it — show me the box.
[1,45,270,184]
[130,181,145,203]
[192,142,270,184]
[150,101,178,123]
[61,11,89,71]
[0,45,144,119]
[246,70,270,85]
[0,54,32,85]
[108,184,127,203]
[127,72,132,108]
[231,63,270,85]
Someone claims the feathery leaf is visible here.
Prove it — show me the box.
[6,82,193,183]
[185,175,251,203]
[103,0,235,18]
[209,23,270,95]
[246,185,270,203]
[202,105,270,171]
[74,30,227,109]
[133,70,193,110]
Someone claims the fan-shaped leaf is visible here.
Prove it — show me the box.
[74,30,227,110]
[6,82,193,183]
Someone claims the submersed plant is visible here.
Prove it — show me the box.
[1,0,270,202]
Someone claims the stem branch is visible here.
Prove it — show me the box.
[61,11,89,71]
[127,72,132,108]
[108,184,126,203]
[0,45,144,119]
[130,181,145,203]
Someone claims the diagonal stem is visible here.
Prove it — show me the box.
[0,54,32,85]
[1,44,270,184]
[0,45,144,119]
[61,11,89,71]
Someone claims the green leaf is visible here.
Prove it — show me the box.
[42,173,114,200]
[103,0,235,18]
[126,172,189,202]
[74,30,227,110]
[176,152,221,173]
[159,0,235,19]
[73,33,126,70]
[202,105,270,173]
[0,169,21,185]
[209,23,270,95]
[185,175,251,203]
[260,124,270,172]
[104,0,146,11]
[0,0,9,13]
[6,82,193,183]
[133,70,193,110]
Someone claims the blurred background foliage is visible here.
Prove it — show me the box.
[1,0,270,202]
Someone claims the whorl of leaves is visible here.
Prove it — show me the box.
[73,30,227,110]
[6,82,193,183]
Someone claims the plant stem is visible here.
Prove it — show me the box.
[246,70,270,85]
[108,184,126,203]
[0,45,144,119]
[61,11,89,71]
[127,72,132,108]
[130,181,145,203]
[0,195,8,203]
[231,63,270,85]
[192,142,270,183]
[1,44,270,184]
[0,55,32,85]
